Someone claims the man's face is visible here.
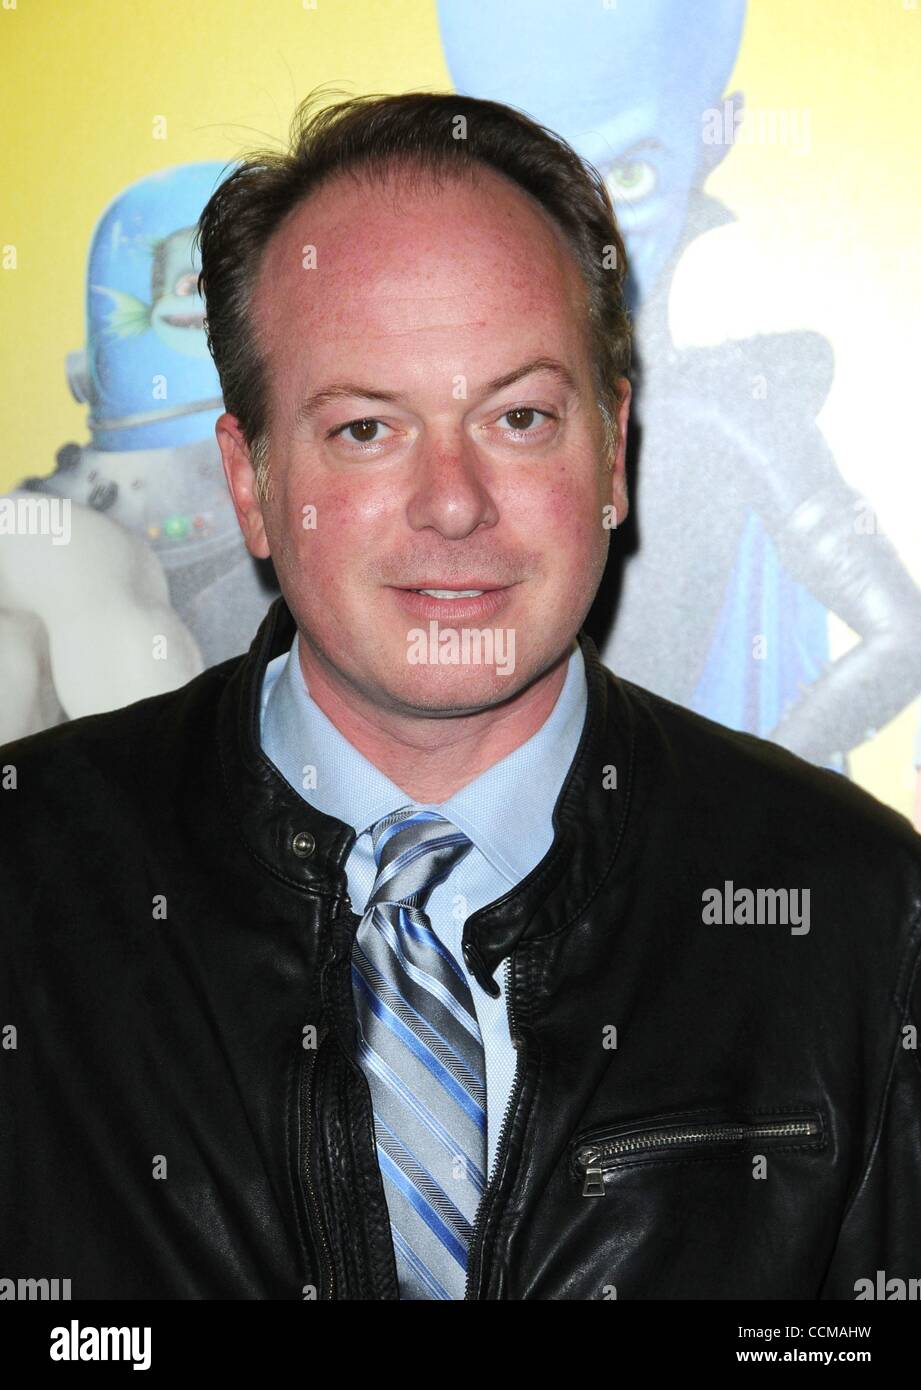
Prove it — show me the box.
[219,164,630,716]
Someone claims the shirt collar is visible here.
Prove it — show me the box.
[260,634,588,886]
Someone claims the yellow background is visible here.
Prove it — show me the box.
[2,0,919,816]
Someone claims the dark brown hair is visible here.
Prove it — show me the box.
[197,88,631,499]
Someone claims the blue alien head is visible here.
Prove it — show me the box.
[71,162,233,453]
[437,0,747,305]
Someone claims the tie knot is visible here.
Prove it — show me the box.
[367,805,473,913]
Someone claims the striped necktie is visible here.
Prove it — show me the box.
[350,805,487,1300]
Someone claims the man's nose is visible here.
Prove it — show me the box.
[404,435,500,539]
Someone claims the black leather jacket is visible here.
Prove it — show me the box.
[2,594,921,1300]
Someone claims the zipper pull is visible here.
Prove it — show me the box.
[582,1165,606,1198]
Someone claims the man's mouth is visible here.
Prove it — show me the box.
[412,588,485,598]
[396,581,506,598]
[389,583,515,615]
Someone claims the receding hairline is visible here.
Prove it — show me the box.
[248,153,594,376]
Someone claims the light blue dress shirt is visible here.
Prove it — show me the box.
[260,633,588,1179]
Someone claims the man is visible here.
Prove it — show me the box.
[1,91,920,1301]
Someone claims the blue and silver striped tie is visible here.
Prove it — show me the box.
[351,805,487,1300]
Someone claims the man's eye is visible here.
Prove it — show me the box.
[496,407,555,434]
[330,418,391,446]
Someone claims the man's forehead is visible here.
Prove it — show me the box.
[254,183,582,357]
[257,165,575,294]
[263,281,577,374]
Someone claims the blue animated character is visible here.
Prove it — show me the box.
[438,0,921,771]
[9,163,278,738]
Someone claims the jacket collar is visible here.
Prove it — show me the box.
[217,593,635,982]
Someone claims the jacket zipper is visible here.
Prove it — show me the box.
[464,954,522,1300]
[574,1113,822,1197]
[301,1037,335,1297]
[300,885,356,1300]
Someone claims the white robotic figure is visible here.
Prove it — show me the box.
[0,491,203,743]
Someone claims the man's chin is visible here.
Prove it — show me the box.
[381,660,529,717]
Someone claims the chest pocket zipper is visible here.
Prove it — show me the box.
[571,1109,824,1197]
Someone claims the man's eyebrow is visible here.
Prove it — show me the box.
[294,357,579,426]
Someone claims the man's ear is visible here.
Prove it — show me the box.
[215,413,271,559]
[608,378,631,527]
[700,89,745,180]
